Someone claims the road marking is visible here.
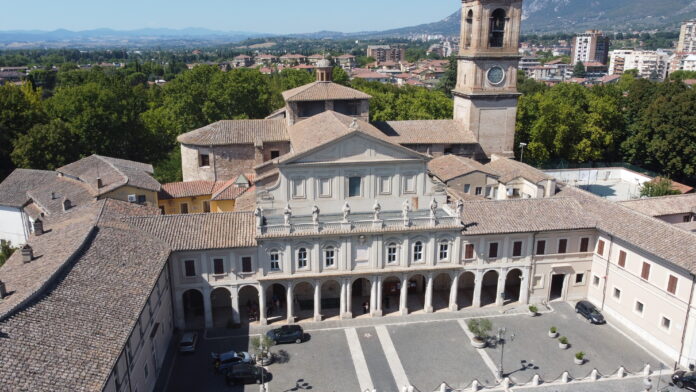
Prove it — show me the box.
[457,319,501,381]
[375,325,410,389]
[345,328,374,392]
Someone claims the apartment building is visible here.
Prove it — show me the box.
[571,30,611,65]
[367,45,406,62]
[609,49,671,80]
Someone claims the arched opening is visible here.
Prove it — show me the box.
[382,276,401,316]
[481,270,500,307]
[433,273,452,312]
[182,289,204,329]
[266,283,287,324]
[293,281,314,322]
[238,285,260,324]
[465,9,474,49]
[489,8,506,48]
[321,280,341,320]
[504,269,523,304]
[210,287,232,328]
[407,274,427,313]
[352,278,372,317]
[457,271,476,309]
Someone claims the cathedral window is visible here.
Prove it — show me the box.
[438,241,450,261]
[297,248,308,269]
[489,9,506,48]
[348,176,362,197]
[413,241,423,262]
[465,10,473,49]
[387,243,398,264]
[324,247,335,267]
[269,250,280,271]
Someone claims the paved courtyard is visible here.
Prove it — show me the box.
[163,302,675,392]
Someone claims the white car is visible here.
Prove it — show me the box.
[212,350,253,373]
[178,332,198,353]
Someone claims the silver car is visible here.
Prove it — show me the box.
[178,332,198,353]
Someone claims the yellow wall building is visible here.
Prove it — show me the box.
[158,176,252,215]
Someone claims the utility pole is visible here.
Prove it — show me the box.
[497,328,515,379]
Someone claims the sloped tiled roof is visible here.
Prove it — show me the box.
[124,212,257,251]
[57,154,160,195]
[159,180,218,199]
[0,169,55,208]
[485,156,553,184]
[177,119,288,146]
[27,175,96,215]
[373,120,477,145]
[618,193,696,217]
[282,81,371,102]
[428,155,498,182]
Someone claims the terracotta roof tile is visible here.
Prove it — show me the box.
[281,82,371,102]
[485,156,553,184]
[374,120,477,144]
[618,193,696,218]
[0,169,55,208]
[159,180,217,199]
[428,155,498,182]
[177,119,288,146]
[57,154,160,195]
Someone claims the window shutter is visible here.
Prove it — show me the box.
[641,262,651,280]
[618,251,626,268]
[668,275,678,295]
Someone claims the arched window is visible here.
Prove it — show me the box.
[413,241,423,262]
[438,240,450,261]
[489,9,506,48]
[387,243,398,264]
[465,10,474,48]
[297,248,308,269]
[324,246,335,267]
[269,250,280,271]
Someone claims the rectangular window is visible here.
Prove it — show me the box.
[575,273,585,284]
[403,174,416,194]
[536,240,546,255]
[475,186,483,196]
[203,201,211,213]
[580,237,590,252]
[685,215,693,223]
[180,203,189,214]
[593,275,600,287]
[199,154,210,167]
[270,150,280,159]
[597,239,605,256]
[512,241,523,257]
[319,178,332,198]
[325,248,335,267]
[137,195,147,204]
[618,250,627,268]
[241,257,252,273]
[661,316,671,330]
[464,244,474,260]
[464,184,471,194]
[270,252,280,271]
[558,239,567,254]
[439,242,449,260]
[379,176,391,195]
[613,287,621,300]
[641,262,651,280]
[488,242,499,259]
[297,249,308,269]
[292,178,306,198]
[348,176,362,197]
[533,275,543,288]
[413,242,423,262]
[213,258,224,275]
[184,260,196,277]
[668,275,678,295]
[387,245,397,263]
[635,301,644,314]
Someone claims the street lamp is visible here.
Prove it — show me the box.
[497,328,514,379]
[519,143,528,163]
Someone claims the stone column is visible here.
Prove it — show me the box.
[345,279,353,319]
[286,282,295,324]
[424,273,434,313]
[520,268,531,304]
[370,277,377,315]
[258,284,267,325]
[374,276,383,317]
[313,281,322,322]
[340,278,347,320]
[203,287,213,328]
[231,290,240,324]
[449,273,460,311]
[473,270,483,308]
[496,270,506,307]
[399,274,409,315]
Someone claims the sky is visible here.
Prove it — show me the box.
[0,0,458,33]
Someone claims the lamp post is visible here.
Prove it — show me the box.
[519,143,528,163]
[497,328,514,379]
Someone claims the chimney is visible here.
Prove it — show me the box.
[21,244,33,263]
[51,192,56,200]
[33,218,44,236]
[315,59,333,82]
[96,177,103,189]
[0,280,6,299]
[62,198,72,212]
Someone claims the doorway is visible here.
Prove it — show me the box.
[549,274,566,301]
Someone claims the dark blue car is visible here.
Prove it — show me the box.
[575,300,606,324]
[266,325,306,344]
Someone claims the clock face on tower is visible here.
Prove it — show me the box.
[486,66,505,85]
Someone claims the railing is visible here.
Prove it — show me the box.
[259,214,461,236]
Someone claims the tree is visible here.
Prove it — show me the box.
[436,56,457,97]
[11,119,78,170]
[467,318,493,341]
[0,240,16,269]
[0,83,45,179]
[332,66,349,86]
[640,178,680,197]
[572,61,586,78]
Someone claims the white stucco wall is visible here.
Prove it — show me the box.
[0,205,28,246]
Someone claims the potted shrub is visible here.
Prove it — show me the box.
[558,336,569,350]
[467,318,493,349]
[548,326,558,338]
[574,351,585,365]
[251,335,275,366]
[528,305,538,316]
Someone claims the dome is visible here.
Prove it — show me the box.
[316,59,331,68]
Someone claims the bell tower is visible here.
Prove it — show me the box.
[453,0,523,157]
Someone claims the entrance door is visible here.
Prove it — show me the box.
[549,274,566,301]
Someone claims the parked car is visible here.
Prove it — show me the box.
[266,325,306,344]
[225,364,269,385]
[575,300,606,324]
[673,370,696,390]
[178,332,198,353]
[211,350,252,373]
